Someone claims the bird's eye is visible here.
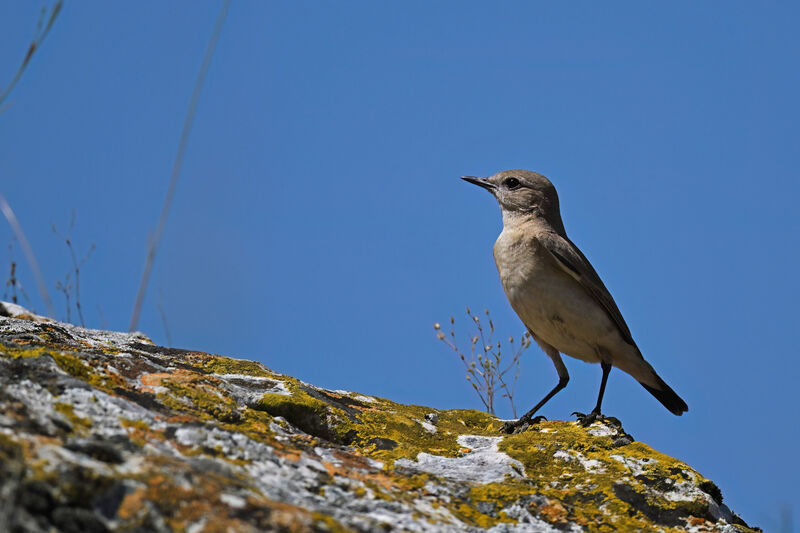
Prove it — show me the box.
[504,177,521,190]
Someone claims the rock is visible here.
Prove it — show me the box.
[0,303,759,532]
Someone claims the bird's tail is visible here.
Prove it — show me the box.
[614,350,688,416]
[639,373,688,416]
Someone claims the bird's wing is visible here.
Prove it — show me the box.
[536,231,638,350]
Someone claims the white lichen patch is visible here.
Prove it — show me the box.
[415,418,437,434]
[268,416,304,440]
[176,426,276,463]
[0,305,150,347]
[659,479,708,503]
[315,447,343,467]
[685,522,741,533]
[82,327,153,348]
[495,501,581,532]
[553,449,606,473]
[610,454,658,476]
[35,442,116,476]
[63,387,164,436]
[410,498,461,525]
[215,374,291,408]
[394,435,525,484]
[214,373,288,389]
[330,390,378,403]
[586,422,616,437]
[0,301,44,319]
[4,380,61,433]
[353,394,377,403]
[185,519,208,533]
[219,493,247,509]
[268,380,291,395]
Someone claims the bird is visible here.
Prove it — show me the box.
[462,169,687,432]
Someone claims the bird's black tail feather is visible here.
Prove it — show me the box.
[639,374,688,416]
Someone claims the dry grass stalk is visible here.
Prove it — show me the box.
[435,307,531,417]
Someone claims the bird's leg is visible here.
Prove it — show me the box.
[502,342,568,434]
[573,361,612,427]
[502,376,568,433]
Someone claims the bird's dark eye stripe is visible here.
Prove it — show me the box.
[504,177,521,189]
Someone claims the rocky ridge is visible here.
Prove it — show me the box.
[0,302,757,532]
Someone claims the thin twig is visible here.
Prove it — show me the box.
[4,260,16,303]
[96,304,108,330]
[55,276,71,323]
[436,310,531,417]
[157,289,172,347]
[72,243,94,326]
[4,241,31,306]
[0,1,63,109]
[129,0,232,331]
[53,218,95,327]
[0,193,55,316]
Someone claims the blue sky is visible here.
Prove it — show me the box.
[1,2,798,528]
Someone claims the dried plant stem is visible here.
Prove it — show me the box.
[129,0,231,331]
[157,289,172,347]
[0,193,55,316]
[1,2,64,317]
[4,241,31,306]
[435,308,531,416]
[4,260,17,303]
[53,218,94,327]
[0,1,62,109]
[157,302,172,347]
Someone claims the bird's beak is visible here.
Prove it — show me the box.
[461,176,496,192]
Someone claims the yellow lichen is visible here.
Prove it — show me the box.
[191,354,275,378]
[120,417,167,446]
[0,343,54,359]
[311,512,351,533]
[54,402,92,432]
[52,352,90,379]
[0,432,22,460]
[158,380,241,424]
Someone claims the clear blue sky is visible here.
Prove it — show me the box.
[1,2,798,529]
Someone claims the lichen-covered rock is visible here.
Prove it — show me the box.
[0,302,758,532]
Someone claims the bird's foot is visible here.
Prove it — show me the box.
[571,410,604,427]
[501,415,547,434]
[572,412,633,445]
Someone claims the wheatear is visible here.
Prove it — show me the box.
[463,169,687,431]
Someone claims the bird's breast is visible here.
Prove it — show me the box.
[492,228,610,362]
[493,229,545,297]
[493,229,552,317]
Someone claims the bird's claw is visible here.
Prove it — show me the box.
[501,420,523,434]
[572,411,603,427]
[501,415,547,434]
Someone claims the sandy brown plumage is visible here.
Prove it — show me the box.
[463,169,687,430]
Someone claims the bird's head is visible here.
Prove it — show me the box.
[462,169,564,231]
